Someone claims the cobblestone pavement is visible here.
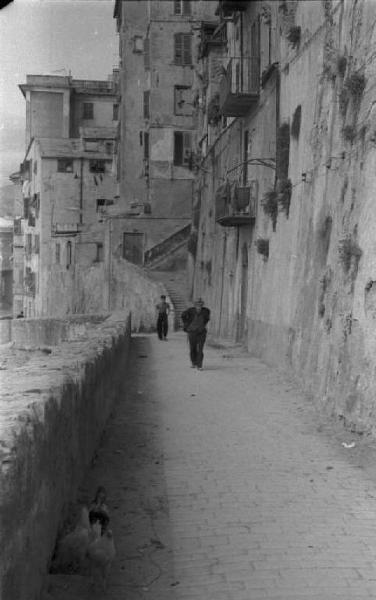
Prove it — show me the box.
[47,332,376,599]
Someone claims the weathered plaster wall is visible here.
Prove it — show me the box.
[29,91,65,141]
[0,313,131,600]
[70,94,116,137]
[194,1,376,432]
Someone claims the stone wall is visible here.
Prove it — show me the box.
[0,312,131,600]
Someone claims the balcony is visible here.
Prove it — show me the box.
[52,223,81,235]
[217,1,250,17]
[215,184,256,227]
[219,57,260,117]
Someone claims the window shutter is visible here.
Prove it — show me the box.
[183,34,192,65]
[174,131,183,165]
[174,33,183,64]
[143,91,150,119]
[183,1,191,15]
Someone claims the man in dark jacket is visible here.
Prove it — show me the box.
[181,298,210,370]
[156,294,170,340]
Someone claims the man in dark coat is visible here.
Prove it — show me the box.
[181,298,210,370]
[156,295,170,340]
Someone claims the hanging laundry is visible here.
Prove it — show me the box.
[94,175,98,186]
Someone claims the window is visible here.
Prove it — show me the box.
[174,131,192,167]
[96,198,106,212]
[57,159,73,173]
[33,160,37,175]
[113,103,119,120]
[144,132,149,160]
[34,234,40,254]
[174,33,192,65]
[26,233,32,255]
[143,91,150,119]
[105,142,113,155]
[89,159,106,173]
[95,243,104,262]
[82,102,94,119]
[66,241,72,267]
[56,243,61,264]
[144,38,150,70]
[133,35,144,52]
[174,86,192,115]
[174,0,191,15]
[14,218,22,235]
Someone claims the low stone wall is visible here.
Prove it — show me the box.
[11,314,108,347]
[0,312,131,600]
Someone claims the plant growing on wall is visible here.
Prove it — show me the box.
[286,26,301,49]
[291,105,301,139]
[207,93,222,126]
[277,178,292,217]
[336,55,347,77]
[342,124,356,143]
[262,189,278,231]
[255,238,269,260]
[344,72,366,100]
[276,122,290,181]
[339,71,366,119]
[338,236,362,274]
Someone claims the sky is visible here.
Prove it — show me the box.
[0,0,118,188]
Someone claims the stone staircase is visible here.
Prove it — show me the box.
[144,224,190,269]
[146,269,189,331]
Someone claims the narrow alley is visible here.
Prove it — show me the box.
[45,331,376,600]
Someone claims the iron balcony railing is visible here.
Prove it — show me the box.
[215,184,257,227]
[219,57,260,117]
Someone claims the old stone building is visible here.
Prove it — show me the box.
[113,0,218,268]
[17,74,118,317]
[192,0,376,431]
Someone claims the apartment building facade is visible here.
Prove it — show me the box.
[17,74,119,317]
[113,0,218,266]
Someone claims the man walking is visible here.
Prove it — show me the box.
[181,298,210,370]
[156,294,170,340]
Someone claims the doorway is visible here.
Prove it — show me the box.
[123,232,144,265]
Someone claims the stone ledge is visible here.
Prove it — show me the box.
[0,311,131,600]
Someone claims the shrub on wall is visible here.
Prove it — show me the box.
[262,189,278,231]
[277,179,292,217]
[342,124,356,143]
[338,236,362,274]
[291,105,301,139]
[276,122,290,181]
[255,238,269,260]
[344,72,366,100]
[286,26,301,49]
[337,55,347,77]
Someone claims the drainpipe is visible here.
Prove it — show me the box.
[108,218,112,310]
[240,13,244,91]
[274,66,280,187]
[218,232,227,335]
[79,157,83,224]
